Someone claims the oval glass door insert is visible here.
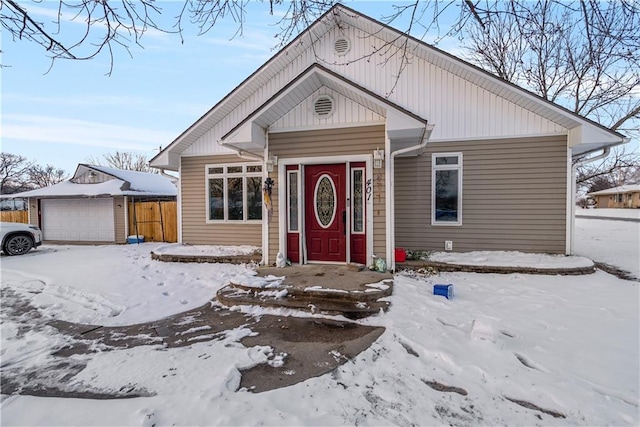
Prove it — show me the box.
[314,175,336,228]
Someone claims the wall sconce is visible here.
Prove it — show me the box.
[266,153,278,172]
[373,148,384,169]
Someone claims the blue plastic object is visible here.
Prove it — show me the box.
[127,236,145,244]
[433,284,453,299]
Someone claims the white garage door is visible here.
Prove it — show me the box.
[42,198,115,242]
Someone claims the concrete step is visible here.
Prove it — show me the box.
[216,282,391,319]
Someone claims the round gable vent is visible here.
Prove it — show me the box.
[313,95,334,118]
[334,37,350,55]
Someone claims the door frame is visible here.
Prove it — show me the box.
[278,154,374,265]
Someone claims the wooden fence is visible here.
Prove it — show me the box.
[0,211,29,224]
[128,200,178,243]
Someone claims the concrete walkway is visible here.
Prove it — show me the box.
[1,285,384,398]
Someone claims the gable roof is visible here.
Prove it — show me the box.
[220,63,429,155]
[150,4,625,169]
[587,184,640,196]
[2,164,177,199]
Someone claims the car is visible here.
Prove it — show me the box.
[0,222,43,256]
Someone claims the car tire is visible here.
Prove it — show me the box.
[3,234,34,256]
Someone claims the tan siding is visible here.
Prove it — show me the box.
[267,167,280,263]
[269,125,386,158]
[268,125,386,262]
[180,155,262,246]
[395,135,568,254]
[28,198,38,225]
[372,167,386,258]
[114,196,126,244]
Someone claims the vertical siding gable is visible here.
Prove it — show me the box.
[270,86,385,131]
[182,23,567,157]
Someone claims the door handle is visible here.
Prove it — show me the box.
[342,210,346,235]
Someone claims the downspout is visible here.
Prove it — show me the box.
[388,124,435,271]
[263,131,270,267]
[159,169,177,181]
[568,138,629,254]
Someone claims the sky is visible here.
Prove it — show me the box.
[3,1,454,175]
[1,1,637,176]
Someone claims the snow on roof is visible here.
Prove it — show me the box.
[587,184,640,196]
[1,166,177,198]
[83,165,177,195]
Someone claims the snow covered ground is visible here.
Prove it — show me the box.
[1,220,638,426]
[574,213,640,279]
[576,207,640,220]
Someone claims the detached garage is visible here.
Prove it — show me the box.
[41,198,115,242]
[7,164,177,244]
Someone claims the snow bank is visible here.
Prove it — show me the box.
[153,244,261,257]
[576,208,640,220]
[574,217,640,279]
[429,250,594,268]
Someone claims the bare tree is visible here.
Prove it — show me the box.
[0,152,33,194]
[27,164,68,188]
[464,1,640,193]
[86,151,156,173]
[5,0,639,77]
[577,145,640,191]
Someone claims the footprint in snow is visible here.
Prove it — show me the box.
[180,299,188,305]
[141,411,156,427]
[156,282,164,287]
[162,291,169,296]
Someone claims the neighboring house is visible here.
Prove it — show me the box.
[150,5,625,268]
[2,164,177,243]
[587,184,640,209]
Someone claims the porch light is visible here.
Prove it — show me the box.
[266,153,278,173]
[373,148,384,169]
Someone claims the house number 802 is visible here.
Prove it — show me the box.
[366,179,373,201]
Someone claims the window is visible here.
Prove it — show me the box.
[206,164,262,222]
[287,170,299,232]
[432,153,462,225]
[351,168,365,233]
[616,194,623,203]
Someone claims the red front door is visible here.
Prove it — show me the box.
[305,164,346,262]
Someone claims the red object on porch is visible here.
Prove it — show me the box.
[395,248,406,263]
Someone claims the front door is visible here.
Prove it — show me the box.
[305,164,346,262]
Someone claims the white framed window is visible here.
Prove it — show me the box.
[287,170,299,232]
[206,163,262,222]
[432,153,462,226]
[351,167,365,234]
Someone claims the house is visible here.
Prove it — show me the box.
[587,184,640,209]
[150,4,625,268]
[3,164,177,243]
